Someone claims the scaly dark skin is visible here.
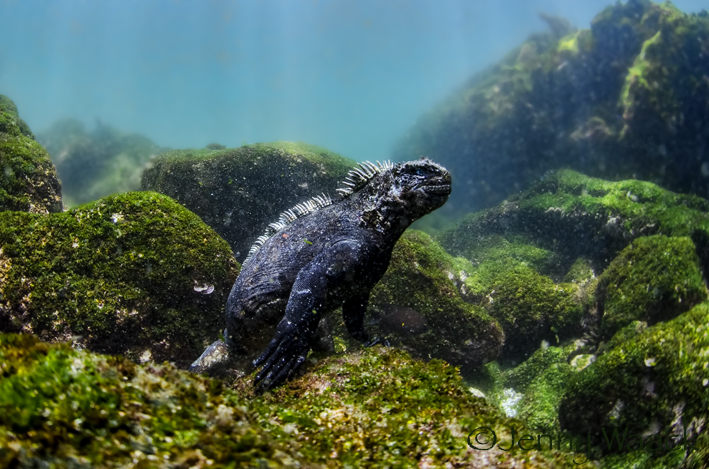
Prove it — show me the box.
[189,159,451,390]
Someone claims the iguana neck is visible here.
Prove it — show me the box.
[344,183,414,244]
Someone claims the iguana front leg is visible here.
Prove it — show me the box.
[253,241,364,390]
[342,293,370,342]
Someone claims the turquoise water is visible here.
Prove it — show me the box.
[1,0,704,162]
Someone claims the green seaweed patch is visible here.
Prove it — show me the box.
[0,94,34,139]
[0,333,305,467]
[0,191,239,366]
[563,257,595,284]
[481,343,582,435]
[599,447,687,469]
[241,346,591,467]
[618,2,708,138]
[0,333,591,468]
[517,361,575,434]
[556,29,593,57]
[485,264,584,362]
[0,95,63,214]
[596,235,707,340]
[501,343,578,395]
[559,302,709,457]
[438,170,709,275]
[454,233,565,302]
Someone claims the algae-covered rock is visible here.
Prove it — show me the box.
[516,360,576,434]
[0,191,239,366]
[243,345,593,467]
[38,118,167,207]
[481,342,581,434]
[0,333,590,468]
[395,0,709,218]
[338,230,505,373]
[485,265,583,361]
[438,169,709,276]
[0,95,34,139]
[0,95,63,214]
[141,141,356,261]
[559,302,709,458]
[0,333,305,468]
[597,235,707,340]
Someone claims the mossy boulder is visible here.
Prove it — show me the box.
[485,265,584,362]
[0,191,239,367]
[395,0,709,218]
[516,360,576,435]
[0,333,305,467]
[596,235,707,340]
[334,230,505,374]
[0,95,35,139]
[38,118,167,207]
[438,169,709,276]
[0,333,590,467]
[480,342,582,434]
[559,302,709,458]
[141,141,356,261]
[0,95,63,214]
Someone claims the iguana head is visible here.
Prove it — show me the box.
[344,158,451,232]
[386,158,451,219]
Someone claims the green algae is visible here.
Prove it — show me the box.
[563,257,595,284]
[516,361,575,434]
[0,95,63,214]
[0,191,239,366]
[0,333,302,468]
[479,342,582,437]
[559,302,709,458]
[486,265,583,362]
[141,141,356,261]
[596,235,707,340]
[243,346,591,468]
[0,333,590,468]
[0,94,34,139]
[500,344,577,395]
[438,169,709,276]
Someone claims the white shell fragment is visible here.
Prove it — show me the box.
[193,283,215,294]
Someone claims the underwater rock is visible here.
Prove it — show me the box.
[0,334,585,468]
[0,95,63,214]
[559,302,709,459]
[436,170,709,466]
[438,169,709,278]
[484,265,584,362]
[37,118,167,207]
[596,235,707,340]
[0,191,239,367]
[378,305,429,335]
[141,141,355,262]
[395,0,709,219]
[480,344,576,430]
[335,230,505,375]
[0,333,306,467]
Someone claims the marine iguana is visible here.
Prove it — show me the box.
[189,158,451,390]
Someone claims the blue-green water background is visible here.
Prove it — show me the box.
[0,0,706,162]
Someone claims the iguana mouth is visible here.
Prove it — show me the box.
[425,184,452,195]
[421,173,452,195]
